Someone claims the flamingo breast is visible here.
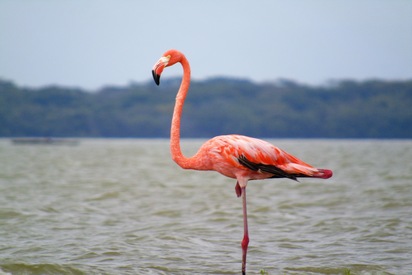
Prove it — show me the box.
[199,135,280,180]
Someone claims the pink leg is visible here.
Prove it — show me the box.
[241,186,249,275]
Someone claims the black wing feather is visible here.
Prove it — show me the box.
[237,154,298,181]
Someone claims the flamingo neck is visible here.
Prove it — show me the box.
[170,56,193,169]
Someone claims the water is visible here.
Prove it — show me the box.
[0,139,411,275]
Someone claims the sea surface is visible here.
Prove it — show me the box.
[0,139,411,275]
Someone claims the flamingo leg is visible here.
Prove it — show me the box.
[241,186,249,275]
[235,181,242,197]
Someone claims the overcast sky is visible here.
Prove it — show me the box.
[1,0,411,89]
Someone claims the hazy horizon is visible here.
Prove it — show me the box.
[1,0,411,90]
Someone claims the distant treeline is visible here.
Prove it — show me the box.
[1,78,412,138]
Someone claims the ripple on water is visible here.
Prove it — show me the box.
[1,139,411,274]
[0,263,86,275]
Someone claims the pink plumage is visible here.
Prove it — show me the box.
[152,49,332,275]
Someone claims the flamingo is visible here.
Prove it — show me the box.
[152,49,332,275]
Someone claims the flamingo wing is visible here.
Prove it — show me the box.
[237,154,298,180]
[206,135,330,180]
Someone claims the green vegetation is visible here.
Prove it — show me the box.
[1,78,411,138]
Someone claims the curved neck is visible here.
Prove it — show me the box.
[170,56,192,168]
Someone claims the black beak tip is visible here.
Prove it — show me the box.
[152,70,160,86]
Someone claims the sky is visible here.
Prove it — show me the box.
[1,0,411,90]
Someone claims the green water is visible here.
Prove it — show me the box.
[1,139,411,274]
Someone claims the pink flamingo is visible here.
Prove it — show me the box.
[152,49,332,274]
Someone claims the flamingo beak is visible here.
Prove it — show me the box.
[152,55,170,85]
[152,70,161,86]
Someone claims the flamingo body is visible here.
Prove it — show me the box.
[188,134,331,188]
[152,49,332,274]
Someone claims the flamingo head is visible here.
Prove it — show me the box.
[152,49,183,85]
